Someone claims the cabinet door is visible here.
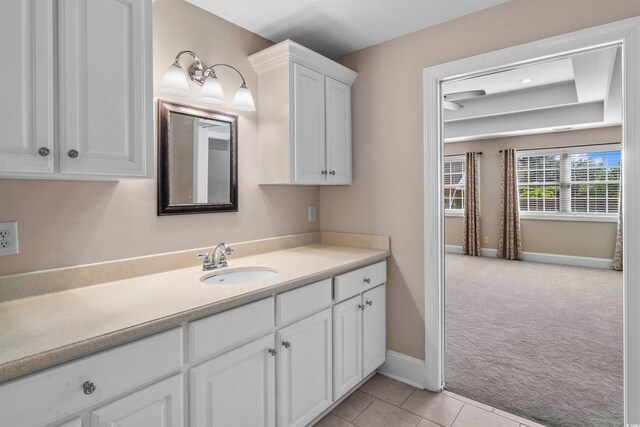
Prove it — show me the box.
[277,308,332,427]
[190,334,276,427]
[293,63,326,184]
[90,375,183,427]
[58,0,151,177]
[333,295,362,400]
[363,285,386,377]
[0,0,54,175]
[325,77,352,185]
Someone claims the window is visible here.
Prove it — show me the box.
[444,155,465,215]
[516,145,621,219]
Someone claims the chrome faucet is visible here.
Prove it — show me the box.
[197,243,234,271]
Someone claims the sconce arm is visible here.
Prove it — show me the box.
[207,64,248,87]
[173,50,203,69]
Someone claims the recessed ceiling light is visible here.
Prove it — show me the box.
[520,78,533,83]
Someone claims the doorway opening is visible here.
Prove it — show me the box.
[423,18,640,425]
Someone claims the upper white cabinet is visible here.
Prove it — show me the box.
[0,0,55,175]
[325,77,352,185]
[293,64,326,184]
[249,40,357,185]
[0,0,153,180]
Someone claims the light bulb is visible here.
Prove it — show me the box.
[232,84,256,111]
[159,62,190,96]
[198,75,225,104]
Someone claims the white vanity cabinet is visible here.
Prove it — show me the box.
[333,261,387,400]
[0,0,153,180]
[249,40,357,185]
[190,335,276,427]
[362,285,387,377]
[0,260,387,427]
[277,308,333,427]
[90,375,183,427]
[0,328,183,427]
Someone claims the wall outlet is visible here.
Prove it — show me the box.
[483,236,489,244]
[308,206,317,223]
[0,221,19,256]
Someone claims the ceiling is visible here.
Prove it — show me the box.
[185,0,509,59]
[442,46,622,142]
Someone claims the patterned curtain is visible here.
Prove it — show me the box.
[612,181,623,271]
[497,149,523,260]
[463,152,481,256]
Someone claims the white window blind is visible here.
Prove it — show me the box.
[570,150,620,214]
[517,154,560,212]
[444,155,465,213]
[516,145,621,217]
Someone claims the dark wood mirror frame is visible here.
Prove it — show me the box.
[157,100,238,215]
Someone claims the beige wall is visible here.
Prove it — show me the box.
[0,0,319,276]
[319,0,640,360]
[444,127,621,259]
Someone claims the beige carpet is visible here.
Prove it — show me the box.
[444,254,623,427]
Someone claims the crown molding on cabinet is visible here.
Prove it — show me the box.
[249,39,358,86]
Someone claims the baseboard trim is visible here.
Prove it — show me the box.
[377,350,426,389]
[445,245,613,269]
[445,245,463,254]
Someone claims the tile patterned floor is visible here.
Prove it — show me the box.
[315,374,547,427]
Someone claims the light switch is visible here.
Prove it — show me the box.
[308,206,317,223]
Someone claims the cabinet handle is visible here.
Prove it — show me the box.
[68,149,79,159]
[329,170,336,175]
[321,170,328,175]
[366,300,373,306]
[268,348,278,356]
[358,304,365,310]
[364,278,371,284]
[38,147,50,157]
[82,381,97,395]
[282,341,291,348]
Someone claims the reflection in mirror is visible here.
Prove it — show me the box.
[158,101,238,215]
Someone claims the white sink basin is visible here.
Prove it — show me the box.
[201,268,278,285]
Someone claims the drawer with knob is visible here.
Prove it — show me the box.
[333,261,387,303]
[275,279,332,326]
[0,328,182,427]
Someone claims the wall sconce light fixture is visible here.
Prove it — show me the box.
[159,50,256,111]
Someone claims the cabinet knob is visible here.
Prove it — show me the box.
[358,304,365,310]
[68,149,79,159]
[366,300,373,306]
[268,348,278,356]
[282,341,291,349]
[82,381,97,395]
[329,170,336,175]
[38,147,50,157]
[364,278,371,284]
[321,170,328,175]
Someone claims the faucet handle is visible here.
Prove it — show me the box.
[196,252,210,259]
[223,244,233,255]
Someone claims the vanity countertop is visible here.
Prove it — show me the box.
[0,243,389,382]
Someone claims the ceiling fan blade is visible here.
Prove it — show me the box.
[443,100,463,110]
[444,89,486,101]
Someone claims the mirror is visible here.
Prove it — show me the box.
[158,100,238,215]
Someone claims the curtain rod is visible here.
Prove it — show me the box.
[499,141,621,153]
[444,152,482,157]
